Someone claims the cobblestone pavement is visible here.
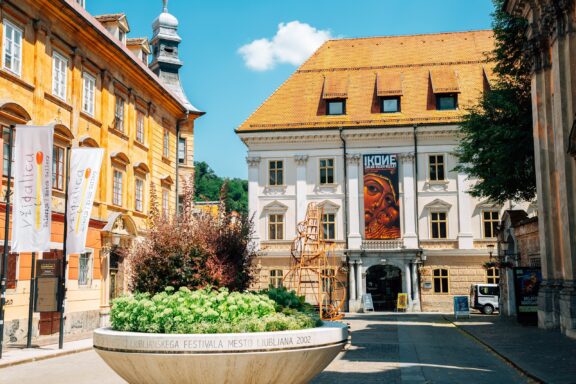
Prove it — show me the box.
[0,313,529,384]
[312,313,529,384]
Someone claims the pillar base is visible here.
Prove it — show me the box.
[560,280,576,339]
[538,279,561,330]
[348,299,363,313]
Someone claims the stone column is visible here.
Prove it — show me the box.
[356,260,363,305]
[404,263,412,308]
[399,153,417,249]
[411,262,421,311]
[348,261,356,301]
[456,172,474,249]
[247,156,261,248]
[294,155,308,224]
[346,154,362,250]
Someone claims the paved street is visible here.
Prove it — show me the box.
[0,313,530,384]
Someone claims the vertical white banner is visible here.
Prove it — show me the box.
[66,148,104,254]
[12,125,54,253]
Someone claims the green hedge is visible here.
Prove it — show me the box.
[110,287,321,334]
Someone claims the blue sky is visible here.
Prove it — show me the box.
[87,0,495,179]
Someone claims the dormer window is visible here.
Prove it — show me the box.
[381,96,400,113]
[118,29,125,44]
[436,93,458,110]
[327,100,345,115]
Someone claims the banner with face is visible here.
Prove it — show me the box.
[66,148,104,254]
[12,125,54,252]
[363,154,400,240]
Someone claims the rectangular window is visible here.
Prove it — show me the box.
[3,20,23,76]
[269,269,283,288]
[486,267,500,285]
[436,93,458,110]
[113,170,123,206]
[327,100,345,115]
[178,138,186,164]
[52,146,65,191]
[319,158,334,185]
[78,252,92,287]
[430,212,447,239]
[136,110,145,143]
[135,178,144,212]
[269,160,283,186]
[381,96,400,113]
[268,214,284,240]
[433,269,449,293]
[3,127,13,176]
[114,96,125,132]
[162,189,169,217]
[429,155,445,181]
[52,52,68,100]
[163,129,170,158]
[82,72,96,116]
[322,213,336,240]
[482,210,500,239]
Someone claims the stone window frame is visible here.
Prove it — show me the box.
[78,250,93,288]
[430,211,448,239]
[114,95,125,132]
[319,158,335,185]
[433,268,449,294]
[486,267,499,285]
[178,137,186,165]
[52,50,68,101]
[52,145,66,191]
[268,159,284,186]
[428,154,446,182]
[135,177,144,212]
[322,212,337,241]
[269,269,283,288]
[268,213,285,241]
[482,209,500,239]
[82,71,96,116]
[135,109,145,144]
[112,168,123,206]
[2,18,23,77]
[163,129,170,158]
[162,188,170,217]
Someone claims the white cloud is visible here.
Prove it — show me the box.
[238,21,333,71]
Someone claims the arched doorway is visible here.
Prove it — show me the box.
[366,265,402,311]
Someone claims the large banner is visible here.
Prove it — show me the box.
[12,125,54,253]
[66,148,104,254]
[363,154,400,239]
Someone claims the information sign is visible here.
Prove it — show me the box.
[363,294,374,312]
[453,296,470,319]
[513,267,542,324]
[35,277,59,312]
[397,293,408,311]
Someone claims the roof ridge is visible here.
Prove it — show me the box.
[324,29,493,43]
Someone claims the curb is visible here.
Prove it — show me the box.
[443,316,544,384]
[0,346,93,369]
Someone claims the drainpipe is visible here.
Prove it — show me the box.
[339,128,350,305]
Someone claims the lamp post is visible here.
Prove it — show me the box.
[487,244,495,262]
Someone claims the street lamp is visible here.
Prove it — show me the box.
[487,244,495,261]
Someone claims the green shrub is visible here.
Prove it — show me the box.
[110,287,320,334]
[260,286,316,315]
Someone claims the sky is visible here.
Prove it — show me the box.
[87,0,496,180]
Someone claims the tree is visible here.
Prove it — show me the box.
[454,0,536,204]
[194,161,248,214]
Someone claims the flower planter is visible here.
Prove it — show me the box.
[93,321,348,384]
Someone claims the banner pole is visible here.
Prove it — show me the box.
[26,252,36,348]
[58,147,71,350]
[0,125,15,359]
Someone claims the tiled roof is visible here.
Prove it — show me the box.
[237,30,494,132]
[94,13,125,22]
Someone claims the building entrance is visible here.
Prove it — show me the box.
[366,265,402,311]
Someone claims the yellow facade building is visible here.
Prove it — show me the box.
[0,0,202,343]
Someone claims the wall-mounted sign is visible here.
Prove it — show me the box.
[35,277,59,312]
[363,154,400,240]
[423,282,432,289]
[36,259,61,278]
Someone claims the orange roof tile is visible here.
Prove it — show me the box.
[322,72,349,99]
[376,72,403,96]
[237,30,494,132]
[429,68,460,93]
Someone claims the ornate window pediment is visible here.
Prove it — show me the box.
[317,200,340,213]
[263,200,288,213]
[423,198,452,210]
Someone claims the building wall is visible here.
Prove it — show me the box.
[0,0,198,342]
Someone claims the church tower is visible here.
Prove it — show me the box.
[150,0,199,112]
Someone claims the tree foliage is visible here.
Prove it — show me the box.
[454,0,536,204]
[194,161,248,214]
[127,178,256,294]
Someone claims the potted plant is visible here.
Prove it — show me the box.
[93,184,347,384]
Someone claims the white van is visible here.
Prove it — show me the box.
[470,284,500,315]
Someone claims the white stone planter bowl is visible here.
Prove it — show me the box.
[93,321,347,384]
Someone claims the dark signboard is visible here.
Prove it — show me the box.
[35,259,62,312]
[363,293,374,311]
[513,267,542,325]
[453,296,470,319]
[363,154,400,239]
